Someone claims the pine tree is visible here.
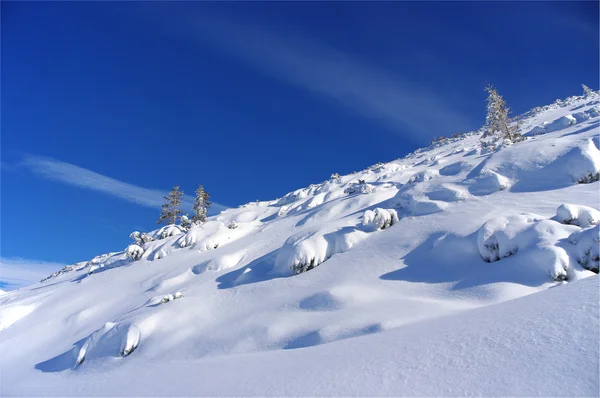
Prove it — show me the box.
[482,85,520,143]
[192,185,211,224]
[582,84,594,98]
[157,186,183,225]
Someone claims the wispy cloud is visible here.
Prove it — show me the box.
[144,8,474,142]
[18,155,227,214]
[0,257,65,291]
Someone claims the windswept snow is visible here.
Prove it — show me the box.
[1,92,599,396]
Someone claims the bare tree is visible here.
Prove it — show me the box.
[157,186,183,225]
[482,85,521,143]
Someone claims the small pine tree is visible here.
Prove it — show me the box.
[157,186,183,225]
[192,185,211,224]
[582,84,594,98]
[482,85,521,143]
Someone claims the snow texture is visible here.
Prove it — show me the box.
[1,92,599,396]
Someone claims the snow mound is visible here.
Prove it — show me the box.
[0,304,37,331]
[75,322,141,366]
[394,195,448,216]
[439,161,471,176]
[157,225,185,240]
[477,208,598,281]
[125,244,144,260]
[407,169,439,183]
[568,225,600,272]
[361,208,399,231]
[276,208,397,275]
[556,203,600,227]
[468,169,510,196]
[275,226,369,275]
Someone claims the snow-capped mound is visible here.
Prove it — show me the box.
[2,91,599,396]
[556,203,600,227]
[476,208,596,281]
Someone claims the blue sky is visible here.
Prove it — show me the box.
[1,1,598,267]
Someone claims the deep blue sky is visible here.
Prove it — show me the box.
[2,1,598,265]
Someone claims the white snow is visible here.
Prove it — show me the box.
[1,92,599,396]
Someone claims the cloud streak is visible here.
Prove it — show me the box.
[19,155,227,214]
[145,8,474,142]
[0,257,65,291]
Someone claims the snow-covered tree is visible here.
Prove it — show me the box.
[582,84,594,98]
[180,215,192,230]
[157,186,183,225]
[482,85,521,143]
[130,231,143,245]
[192,185,211,224]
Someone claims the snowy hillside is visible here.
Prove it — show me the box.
[1,93,599,396]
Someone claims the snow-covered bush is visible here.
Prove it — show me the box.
[157,224,185,240]
[568,225,599,273]
[139,233,153,244]
[160,292,183,304]
[477,211,598,281]
[180,215,192,230]
[556,204,600,228]
[129,231,143,245]
[227,221,238,229]
[362,208,399,232]
[344,181,373,195]
[275,226,369,275]
[330,173,341,180]
[125,244,144,261]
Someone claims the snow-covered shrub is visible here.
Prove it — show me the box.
[180,215,192,230]
[161,294,175,304]
[157,224,185,240]
[129,231,143,245]
[139,233,153,244]
[125,244,144,261]
[577,172,599,184]
[275,226,369,275]
[477,213,597,281]
[556,204,600,228]
[344,181,373,195]
[227,221,238,229]
[330,173,341,180]
[362,208,399,232]
[174,291,183,299]
[562,139,600,184]
[407,169,438,184]
[568,225,599,273]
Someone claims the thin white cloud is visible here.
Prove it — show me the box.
[0,257,65,291]
[145,8,474,142]
[18,155,227,213]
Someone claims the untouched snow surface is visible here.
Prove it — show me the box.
[1,93,599,396]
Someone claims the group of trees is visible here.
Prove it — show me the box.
[157,185,211,226]
[481,83,594,145]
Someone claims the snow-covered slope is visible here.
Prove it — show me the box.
[1,93,599,396]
